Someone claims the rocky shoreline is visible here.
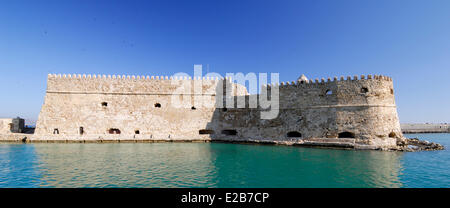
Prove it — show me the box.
[397,138,445,151]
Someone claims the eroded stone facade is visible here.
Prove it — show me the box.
[33,74,406,150]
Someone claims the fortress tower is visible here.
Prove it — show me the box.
[33,74,405,150]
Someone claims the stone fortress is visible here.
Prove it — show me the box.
[31,73,409,150]
[1,73,443,151]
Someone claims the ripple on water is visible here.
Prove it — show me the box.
[0,134,449,188]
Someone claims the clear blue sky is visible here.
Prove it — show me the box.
[1,0,449,124]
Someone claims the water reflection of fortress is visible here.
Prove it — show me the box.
[33,73,405,150]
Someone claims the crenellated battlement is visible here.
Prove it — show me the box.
[265,74,392,89]
[47,73,237,81]
[46,73,394,104]
[47,73,392,91]
[45,73,247,96]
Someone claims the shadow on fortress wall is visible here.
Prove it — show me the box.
[202,79,342,141]
[202,79,258,141]
[204,79,230,140]
[200,78,377,141]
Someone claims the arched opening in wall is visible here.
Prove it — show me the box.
[108,128,121,134]
[361,87,369,93]
[338,132,355,138]
[8,123,13,131]
[135,130,140,134]
[221,129,237,136]
[154,103,161,108]
[53,128,59,134]
[390,89,394,95]
[101,102,108,107]
[199,129,214,135]
[325,90,332,95]
[191,106,196,110]
[389,132,396,138]
[79,127,84,135]
[287,131,302,138]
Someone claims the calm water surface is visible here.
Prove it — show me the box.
[0,133,449,188]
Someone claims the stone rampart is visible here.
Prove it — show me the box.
[32,73,405,150]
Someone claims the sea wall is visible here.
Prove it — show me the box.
[34,75,247,141]
[32,74,404,150]
[207,75,401,149]
[401,123,450,133]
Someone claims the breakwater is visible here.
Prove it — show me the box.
[401,123,450,133]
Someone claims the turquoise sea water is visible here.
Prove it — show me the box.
[0,133,449,188]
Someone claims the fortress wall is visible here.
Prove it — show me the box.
[206,108,335,141]
[211,75,400,146]
[35,75,248,140]
[35,93,220,139]
[47,74,247,96]
[270,75,395,108]
[34,74,402,149]
[209,106,400,144]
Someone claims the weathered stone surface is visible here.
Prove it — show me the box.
[25,73,442,151]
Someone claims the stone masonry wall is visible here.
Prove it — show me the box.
[207,75,401,148]
[33,74,403,149]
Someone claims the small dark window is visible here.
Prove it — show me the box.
[79,127,84,135]
[326,90,332,95]
[108,128,121,134]
[390,89,394,95]
[199,129,214,134]
[155,103,161,108]
[135,130,140,134]
[222,129,237,136]
[388,132,396,138]
[338,132,355,138]
[191,106,196,110]
[222,108,227,112]
[287,131,302,137]
[361,87,369,93]
[53,128,59,134]
[101,102,108,107]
